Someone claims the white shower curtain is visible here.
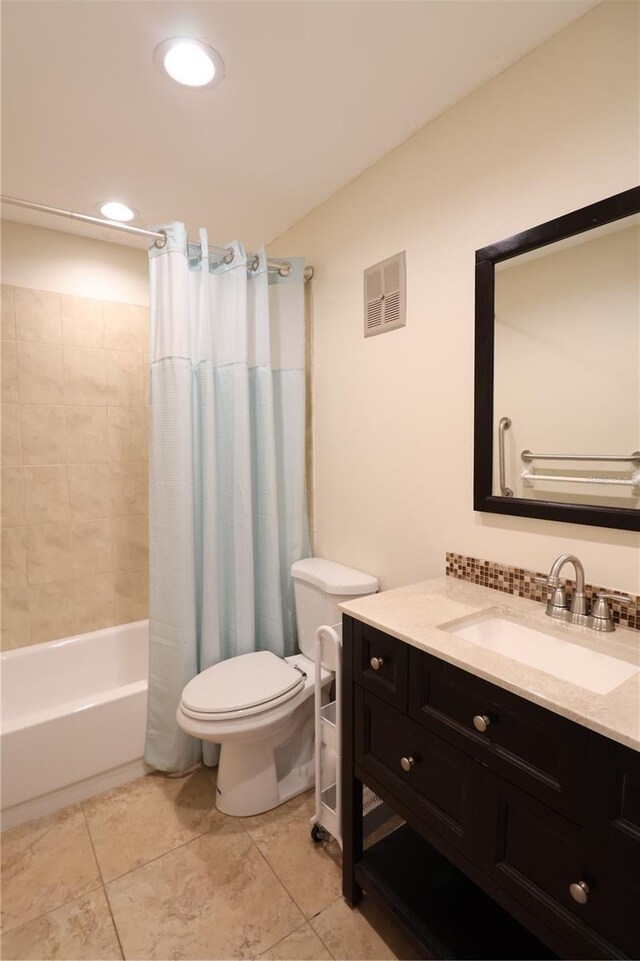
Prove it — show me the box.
[144,223,309,773]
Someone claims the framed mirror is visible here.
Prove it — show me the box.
[474,187,640,532]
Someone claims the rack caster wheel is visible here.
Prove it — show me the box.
[311,824,328,843]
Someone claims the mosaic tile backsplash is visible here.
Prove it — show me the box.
[445,552,638,632]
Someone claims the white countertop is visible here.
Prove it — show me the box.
[340,577,640,752]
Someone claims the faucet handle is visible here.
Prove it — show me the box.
[589,593,624,633]
[536,576,568,617]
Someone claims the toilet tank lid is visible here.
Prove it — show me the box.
[291,558,378,596]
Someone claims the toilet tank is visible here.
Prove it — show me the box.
[291,558,378,660]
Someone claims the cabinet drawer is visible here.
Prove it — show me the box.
[592,738,640,884]
[354,686,482,860]
[408,647,589,822]
[488,777,639,959]
[354,621,408,711]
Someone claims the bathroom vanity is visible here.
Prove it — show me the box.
[340,578,639,960]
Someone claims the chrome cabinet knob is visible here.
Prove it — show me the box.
[473,714,491,733]
[370,656,384,671]
[569,881,589,904]
[400,756,415,772]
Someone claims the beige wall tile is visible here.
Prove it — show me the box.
[2,341,19,402]
[1,585,30,649]
[110,462,148,516]
[23,466,70,524]
[2,403,21,466]
[2,285,16,341]
[4,290,150,647]
[20,405,67,466]
[71,519,112,577]
[2,467,25,528]
[68,463,111,521]
[2,527,28,589]
[27,523,73,585]
[74,573,118,633]
[15,287,62,345]
[61,295,104,349]
[17,343,64,404]
[66,406,109,464]
[108,407,147,462]
[104,302,148,354]
[29,581,76,643]
[113,568,148,622]
[111,515,148,572]
[63,347,106,406]
[106,351,145,407]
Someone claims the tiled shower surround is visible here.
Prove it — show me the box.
[446,552,638,632]
[1,285,148,649]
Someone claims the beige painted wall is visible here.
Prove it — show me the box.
[269,1,640,595]
[1,226,150,648]
[1,221,149,305]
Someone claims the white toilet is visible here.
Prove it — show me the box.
[176,558,378,817]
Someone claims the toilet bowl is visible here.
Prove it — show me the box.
[176,557,378,817]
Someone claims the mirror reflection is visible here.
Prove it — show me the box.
[493,215,639,510]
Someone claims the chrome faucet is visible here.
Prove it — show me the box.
[538,554,623,633]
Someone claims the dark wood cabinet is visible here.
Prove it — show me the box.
[342,615,640,960]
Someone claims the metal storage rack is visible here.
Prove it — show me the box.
[310,623,387,847]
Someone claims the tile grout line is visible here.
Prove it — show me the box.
[80,804,126,960]
[240,816,347,961]
[87,809,227,886]
[308,895,345,961]
[239,827,313,956]
[0,882,105,939]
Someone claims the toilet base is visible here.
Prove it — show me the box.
[214,697,315,817]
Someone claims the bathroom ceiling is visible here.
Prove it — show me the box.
[2,0,600,250]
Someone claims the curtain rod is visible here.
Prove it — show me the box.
[0,195,314,281]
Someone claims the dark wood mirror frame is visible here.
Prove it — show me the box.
[474,186,640,532]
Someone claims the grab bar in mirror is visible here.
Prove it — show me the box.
[498,417,513,497]
[521,470,640,488]
[521,450,640,465]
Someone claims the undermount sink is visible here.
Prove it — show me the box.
[442,613,639,695]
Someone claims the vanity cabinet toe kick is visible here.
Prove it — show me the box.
[341,615,640,961]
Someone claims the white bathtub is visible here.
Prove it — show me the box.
[1,620,149,829]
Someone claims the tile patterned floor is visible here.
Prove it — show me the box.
[0,769,420,960]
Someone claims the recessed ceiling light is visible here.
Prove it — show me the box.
[99,201,136,222]
[154,38,224,89]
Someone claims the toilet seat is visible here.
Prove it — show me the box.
[180,650,306,722]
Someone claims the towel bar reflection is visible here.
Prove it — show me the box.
[498,417,513,497]
[521,471,640,489]
[521,450,640,465]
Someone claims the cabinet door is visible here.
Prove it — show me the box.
[486,775,639,960]
[355,687,483,861]
[591,738,640,886]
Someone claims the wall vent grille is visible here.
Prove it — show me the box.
[364,251,406,337]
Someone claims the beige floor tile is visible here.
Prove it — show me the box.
[0,887,122,960]
[0,805,101,933]
[242,790,341,919]
[259,923,332,960]
[106,819,304,960]
[310,896,421,961]
[83,768,223,882]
